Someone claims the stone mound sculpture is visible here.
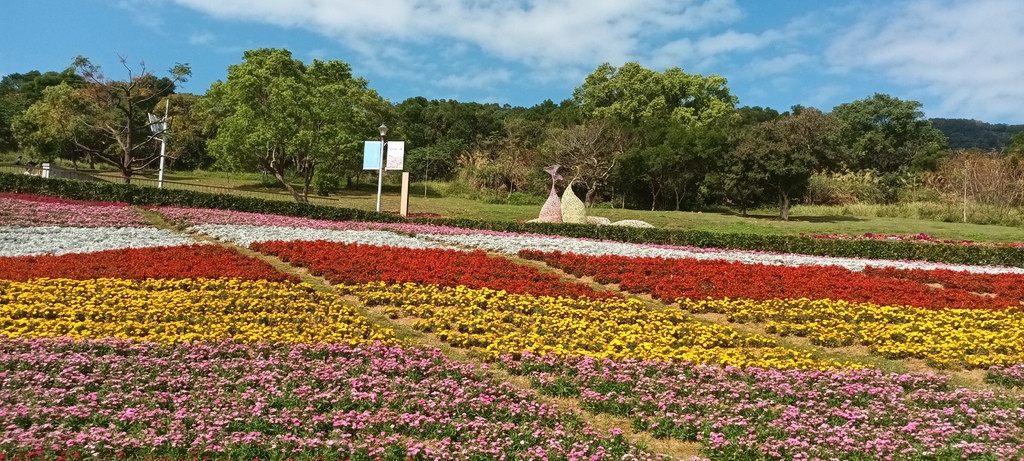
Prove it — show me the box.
[529,164,653,228]
[560,182,587,224]
[536,164,563,223]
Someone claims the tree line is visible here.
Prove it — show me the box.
[3,49,1024,219]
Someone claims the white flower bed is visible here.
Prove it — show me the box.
[421,233,1024,275]
[188,224,448,249]
[0,226,200,257]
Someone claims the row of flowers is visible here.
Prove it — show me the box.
[802,231,1023,248]
[0,278,396,345]
[987,363,1024,387]
[0,194,147,228]
[0,226,198,258]
[681,297,1024,369]
[250,240,616,300]
[0,245,296,281]
[0,337,666,461]
[420,230,1024,275]
[501,353,1024,461]
[862,265,1024,300]
[148,204,1024,275]
[520,250,1022,310]
[343,281,846,370]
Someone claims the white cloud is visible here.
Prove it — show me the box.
[188,32,216,46]
[828,0,1024,122]
[748,53,812,75]
[436,68,513,89]
[167,0,756,89]
[649,28,783,71]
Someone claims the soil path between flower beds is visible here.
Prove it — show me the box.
[139,209,703,459]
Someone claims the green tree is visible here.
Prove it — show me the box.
[572,62,737,127]
[154,93,213,170]
[0,69,84,152]
[659,120,730,210]
[727,108,844,220]
[833,93,948,173]
[1006,130,1024,157]
[406,138,466,182]
[11,83,90,164]
[205,49,381,202]
[14,57,190,181]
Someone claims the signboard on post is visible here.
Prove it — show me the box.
[362,141,405,170]
[385,141,405,170]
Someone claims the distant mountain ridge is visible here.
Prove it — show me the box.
[930,118,1024,151]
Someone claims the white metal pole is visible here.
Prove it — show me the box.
[375,135,385,212]
[157,99,169,189]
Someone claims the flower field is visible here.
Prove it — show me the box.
[2,194,1024,460]
[518,250,1024,370]
[1,338,661,461]
[502,353,1024,461]
[344,281,839,369]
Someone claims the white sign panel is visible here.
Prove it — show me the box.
[385,141,405,171]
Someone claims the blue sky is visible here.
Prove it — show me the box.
[3,0,1022,124]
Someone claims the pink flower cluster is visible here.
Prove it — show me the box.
[151,206,547,238]
[987,364,1024,388]
[503,353,1024,460]
[0,194,147,228]
[802,231,1023,248]
[0,337,668,461]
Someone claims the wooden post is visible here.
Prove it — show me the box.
[400,172,410,217]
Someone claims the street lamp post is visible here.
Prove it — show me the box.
[148,100,170,189]
[375,123,388,212]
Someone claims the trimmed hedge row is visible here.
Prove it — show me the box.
[4,172,1024,268]
[0,172,404,223]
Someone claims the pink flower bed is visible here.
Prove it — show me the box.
[0,194,148,228]
[151,206,548,237]
[802,231,1024,248]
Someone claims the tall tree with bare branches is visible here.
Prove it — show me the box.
[542,119,627,206]
[15,56,190,182]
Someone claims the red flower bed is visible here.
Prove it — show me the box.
[251,240,614,299]
[518,250,1019,310]
[862,266,1024,300]
[0,245,297,282]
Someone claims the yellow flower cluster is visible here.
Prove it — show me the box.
[342,282,852,369]
[0,278,399,345]
[681,296,1024,369]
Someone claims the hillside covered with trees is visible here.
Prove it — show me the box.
[929,118,1024,151]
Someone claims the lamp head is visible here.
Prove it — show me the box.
[378,124,389,137]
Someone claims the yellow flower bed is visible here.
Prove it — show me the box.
[681,296,1024,369]
[0,278,398,345]
[343,282,854,369]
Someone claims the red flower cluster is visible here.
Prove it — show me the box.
[0,245,297,282]
[518,250,1019,310]
[863,266,1024,300]
[251,240,614,299]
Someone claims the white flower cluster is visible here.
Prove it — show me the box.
[188,224,447,249]
[420,232,1024,275]
[0,226,200,257]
